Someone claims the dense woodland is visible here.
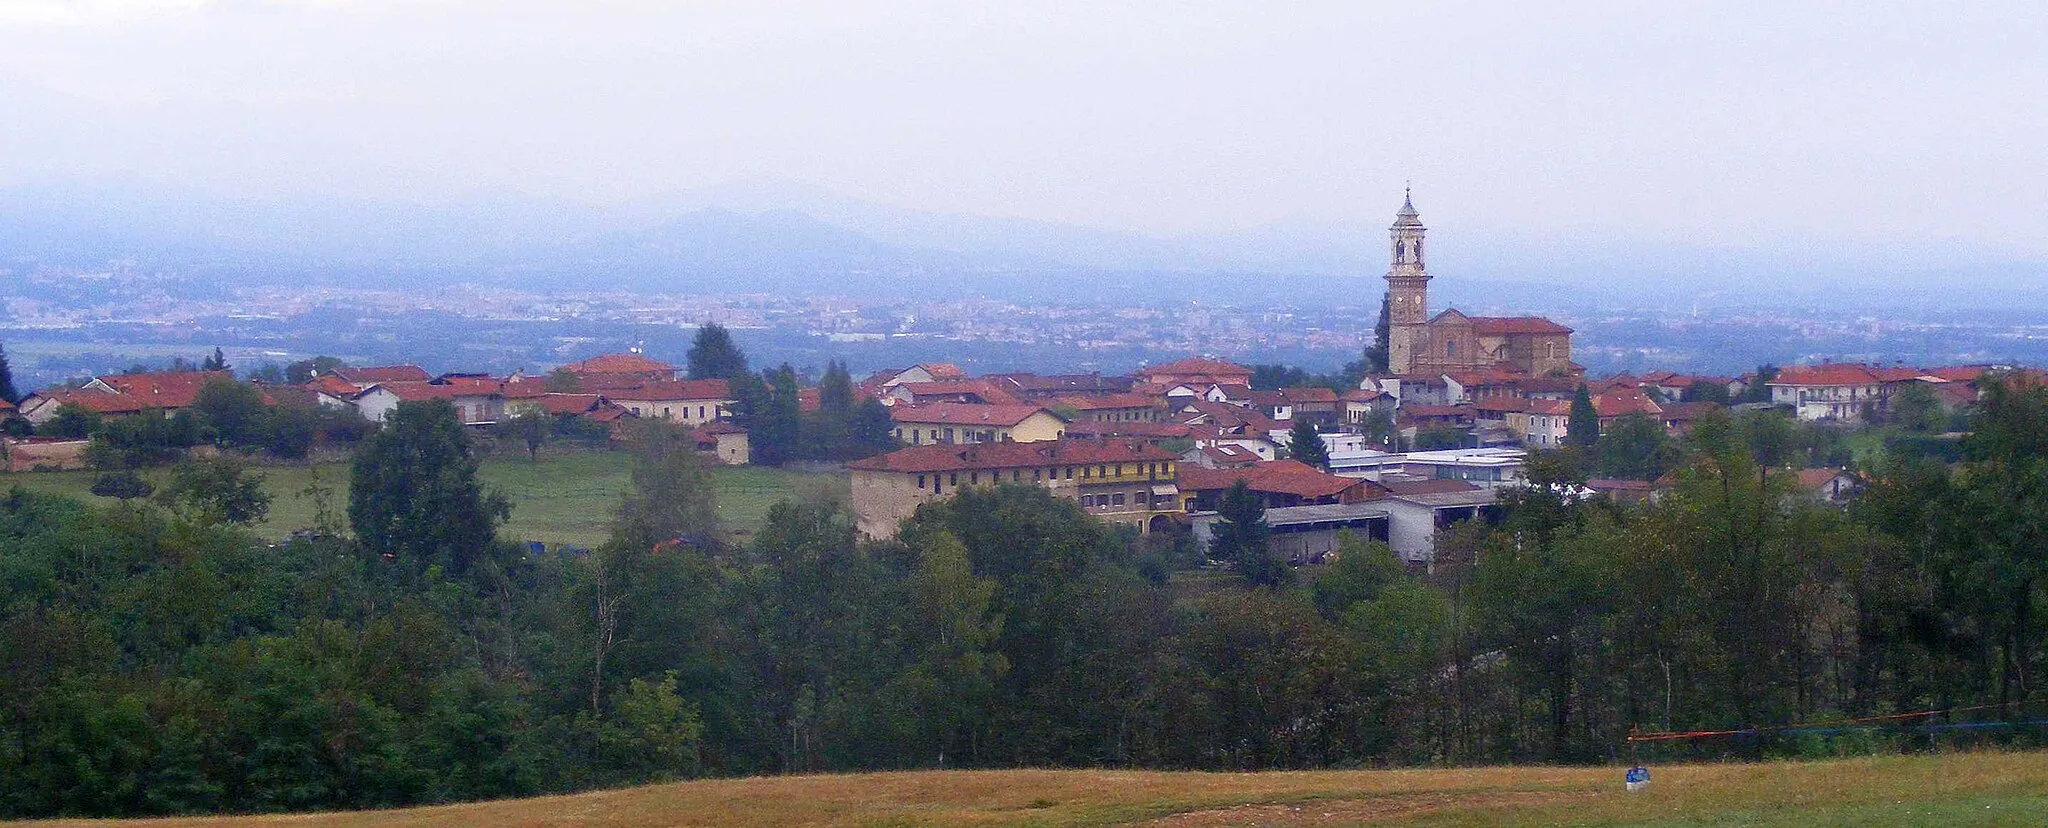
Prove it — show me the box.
[7,360,2048,815]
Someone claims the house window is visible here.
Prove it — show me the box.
[663,407,672,418]
[1065,467,1074,480]
[1079,495,1093,507]
[1446,341,1458,357]
[917,475,926,489]
[1112,493,1126,506]
[970,472,979,485]
[1082,467,1092,479]
[949,473,958,486]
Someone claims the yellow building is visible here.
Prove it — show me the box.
[847,439,1184,539]
[889,403,1068,445]
[606,380,734,426]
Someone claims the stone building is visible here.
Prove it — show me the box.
[1383,191,1577,379]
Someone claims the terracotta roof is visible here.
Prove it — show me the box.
[305,375,366,398]
[1177,459,1373,501]
[531,393,604,415]
[1141,357,1253,378]
[917,363,968,380]
[1178,400,1284,432]
[604,379,732,402]
[333,365,431,384]
[1280,386,1339,404]
[1341,389,1386,403]
[693,420,748,437]
[1201,445,1261,464]
[1926,365,1992,383]
[848,439,1174,473]
[1054,392,1159,410]
[1063,421,1197,439]
[1771,364,1882,386]
[899,380,1024,406]
[27,388,150,415]
[1473,397,1530,413]
[889,403,1055,428]
[1659,401,1723,421]
[1793,467,1857,491]
[1871,366,1938,383]
[1593,387,1664,418]
[95,371,233,409]
[1470,316,1573,335]
[562,353,678,376]
[0,398,13,413]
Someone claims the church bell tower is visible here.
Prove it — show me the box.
[1384,187,1429,375]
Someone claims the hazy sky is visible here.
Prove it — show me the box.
[2,1,2044,254]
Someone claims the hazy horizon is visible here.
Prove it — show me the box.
[3,1,2045,267]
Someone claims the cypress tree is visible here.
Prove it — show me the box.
[0,342,18,405]
[687,323,749,380]
[1567,383,1600,449]
[1288,419,1331,470]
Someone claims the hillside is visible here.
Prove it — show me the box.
[28,752,2048,827]
[0,453,845,547]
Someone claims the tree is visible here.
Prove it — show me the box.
[1215,479,1286,587]
[247,363,286,384]
[192,377,270,448]
[1566,383,1600,449]
[1681,380,1731,404]
[285,355,346,384]
[686,323,748,381]
[1287,420,1330,470]
[263,404,317,459]
[1888,382,1944,432]
[0,342,18,404]
[1366,291,1391,374]
[544,368,583,393]
[89,471,154,501]
[1593,412,1679,481]
[158,455,272,525]
[43,403,102,439]
[1740,364,1779,403]
[747,365,803,466]
[502,408,552,461]
[349,399,509,573]
[608,420,718,553]
[200,347,229,373]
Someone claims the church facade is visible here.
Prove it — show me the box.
[1383,192,1577,378]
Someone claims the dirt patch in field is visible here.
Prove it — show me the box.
[1139,789,1591,825]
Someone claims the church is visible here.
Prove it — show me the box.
[1382,191,1577,378]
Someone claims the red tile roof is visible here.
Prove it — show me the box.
[28,388,151,415]
[889,403,1055,428]
[1177,459,1374,501]
[1063,421,1198,439]
[1470,316,1573,335]
[848,439,1175,473]
[562,353,678,376]
[0,398,13,413]
[530,393,604,415]
[1593,387,1664,418]
[1279,386,1340,404]
[1055,392,1160,410]
[305,375,365,398]
[604,379,732,402]
[1771,364,1882,386]
[1141,357,1253,379]
[898,380,1025,406]
[95,371,233,409]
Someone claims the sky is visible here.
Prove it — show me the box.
[1,0,2045,257]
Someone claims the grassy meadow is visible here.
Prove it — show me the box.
[0,450,845,548]
[18,751,2048,827]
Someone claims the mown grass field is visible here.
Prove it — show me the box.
[20,751,2048,827]
[0,451,845,548]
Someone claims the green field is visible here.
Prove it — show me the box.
[0,451,845,548]
[24,751,2048,827]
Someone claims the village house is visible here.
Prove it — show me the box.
[885,379,1024,407]
[17,370,233,425]
[847,439,1183,539]
[691,421,752,466]
[890,403,1067,445]
[871,363,969,389]
[605,380,734,426]
[1054,393,1162,424]
[354,380,506,426]
[324,364,432,389]
[1768,364,1886,422]
[1136,357,1254,389]
[1379,478,1502,566]
[1177,459,1386,512]
[558,353,680,389]
[987,372,1135,400]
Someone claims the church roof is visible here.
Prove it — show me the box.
[1392,190,1424,228]
[1470,316,1574,335]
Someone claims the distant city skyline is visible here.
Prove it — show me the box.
[1,1,2045,262]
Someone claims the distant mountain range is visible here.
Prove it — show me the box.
[2,176,2043,311]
